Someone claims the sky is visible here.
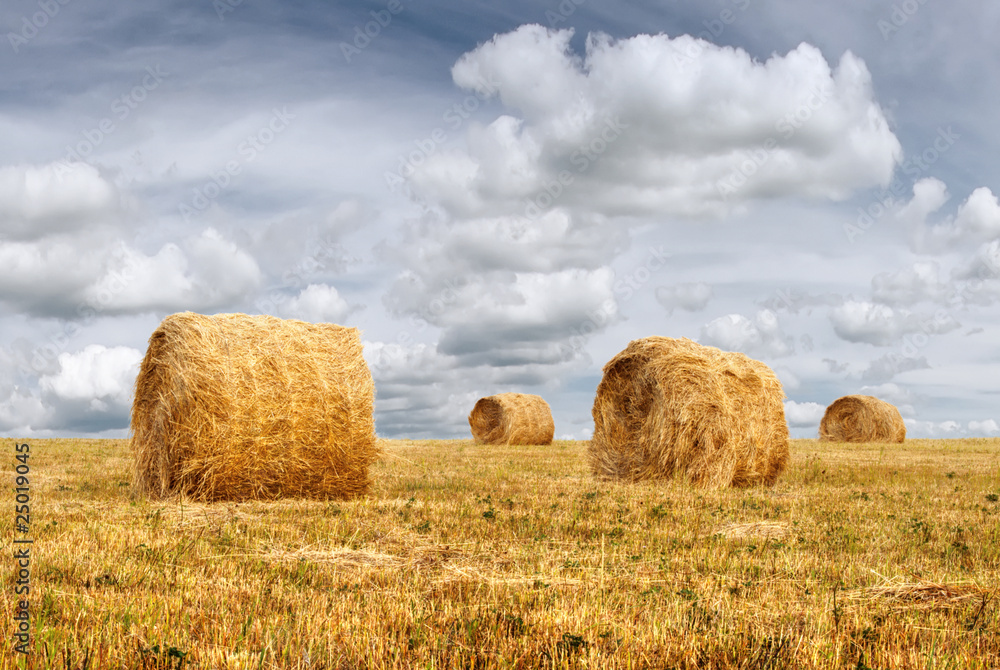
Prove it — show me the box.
[1,0,999,440]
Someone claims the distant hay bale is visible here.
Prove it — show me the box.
[468,393,555,445]
[130,312,378,502]
[819,395,906,443]
[588,337,788,488]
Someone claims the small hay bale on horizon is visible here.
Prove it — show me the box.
[468,393,555,445]
[819,394,906,443]
[588,336,788,488]
[130,312,379,502]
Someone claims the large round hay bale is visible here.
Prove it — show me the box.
[589,336,788,488]
[468,393,555,445]
[818,395,906,443]
[130,312,378,501]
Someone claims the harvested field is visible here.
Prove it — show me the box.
[4,437,999,668]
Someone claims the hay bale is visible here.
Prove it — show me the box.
[130,312,378,501]
[468,393,555,445]
[819,394,906,443]
[588,336,788,488]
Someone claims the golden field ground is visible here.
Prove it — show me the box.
[2,437,999,669]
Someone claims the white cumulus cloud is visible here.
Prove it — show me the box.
[0,162,122,240]
[282,284,352,324]
[81,229,262,315]
[432,268,618,364]
[830,300,959,345]
[39,344,143,404]
[859,382,916,416]
[700,309,793,358]
[858,382,912,404]
[656,282,713,314]
[968,419,1000,434]
[830,300,904,345]
[905,179,1000,252]
[784,400,826,426]
[905,419,963,438]
[872,261,951,306]
[412,25,901,219]
[860,353,930,383]
[954,187,1000,240]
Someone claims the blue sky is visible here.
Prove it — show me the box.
[2,0,999,439]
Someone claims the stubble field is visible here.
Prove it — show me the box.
[2,437,999,669]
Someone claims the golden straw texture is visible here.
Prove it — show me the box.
[130,312,378,501]
[819,394,906,443]
[468,393,555,445]
[589,337,788,488]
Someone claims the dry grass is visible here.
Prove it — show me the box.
[2,437,1000,668]
[589,337,788,488]
[847,576,990,610]
[130,312,379,502]
[819,394,906,443]
[709,521,791,541]
[469,393,555,446]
